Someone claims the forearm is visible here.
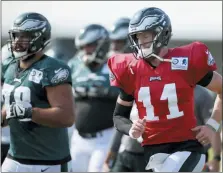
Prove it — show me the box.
[113,93,133,135]
[1,105,8,127]
[210,131,222,156]
[110,130,123,153]
[206,92,222,132]
[32,107,74,128]
[1,120,8,127]
[205,72,222,130]
[211,93,222,123]
[113,116,132,136]
[113,90,134,136]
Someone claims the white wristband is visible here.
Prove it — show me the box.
[206,118,221,132]
[129,128,138,139]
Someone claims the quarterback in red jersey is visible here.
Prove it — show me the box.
[108,7,222,172]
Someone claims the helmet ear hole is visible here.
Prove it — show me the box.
[76,24,110,64]
[157,42,162,47]
[129,7,172,59]
[162,29,171,45]
[42,36,47,45]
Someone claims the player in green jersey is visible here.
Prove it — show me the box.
[68,24,119,172]
[1,12,75,172]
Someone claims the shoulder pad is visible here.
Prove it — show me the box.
[190,41,217,85]
[107,53,136,95]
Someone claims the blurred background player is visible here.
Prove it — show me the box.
[44,38,77,64]
[194,86,221,172]
[1,44,12,165]
[107,17,132,57]
[68,24,120,172]
[1,12,75,172]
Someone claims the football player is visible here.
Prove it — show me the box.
[1,12,75,172]
[107,17,132,57]
[103,87,221,172]
[107,7,222,172]
[68,24,119,172]
[1,44,12,165]
[103,17,146,172]
[194,86,221,172]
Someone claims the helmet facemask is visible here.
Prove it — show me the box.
[6,12,51,61]
[77,26,110,67]
[128,7,173,62]
[110,39,130,54]
[129,26,171,62]
[8,28,50,61]
[80,37,110,67]
[92,37,110,64]
[109,17,131,55]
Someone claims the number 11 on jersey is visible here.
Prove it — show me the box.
[138,83,184,121]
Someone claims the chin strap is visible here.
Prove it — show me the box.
[130,52,172,75]
[150,53,172,62]
[13,39,51,60]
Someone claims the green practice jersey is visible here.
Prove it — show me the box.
[2,55,72,163]
[68,57,119,100]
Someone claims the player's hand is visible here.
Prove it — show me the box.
[1,106,8,127]
[191,125,215,146]
[206,159,220,172]
[129,117,146,139]
[102,163,110,172]
[102,151,117,172]
[1,107,6,121]
[6,102,32,120]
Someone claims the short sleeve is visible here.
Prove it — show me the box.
[107,54,135,95]
[67,57,76,73]
[191,42,217,85]
[1,57,14,83]
[42,64,72,87]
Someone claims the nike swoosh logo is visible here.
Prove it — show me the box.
[54,68,62,73]
[41,167,50,172]
[14,78,21,83]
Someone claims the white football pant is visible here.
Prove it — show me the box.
[70,127,114,172]
[2,157,62,172]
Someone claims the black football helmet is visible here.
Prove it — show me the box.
[75,24,110,65]
[128,7,172,61]
[7,12,51,60]
[109,17,132,54]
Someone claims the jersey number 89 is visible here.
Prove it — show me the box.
[2,83,31,109]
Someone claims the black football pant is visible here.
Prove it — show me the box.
[111,150,146,172]
[143,140,205,172]
[1,143,10,165]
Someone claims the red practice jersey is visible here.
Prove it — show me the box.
[108,41,217,146]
